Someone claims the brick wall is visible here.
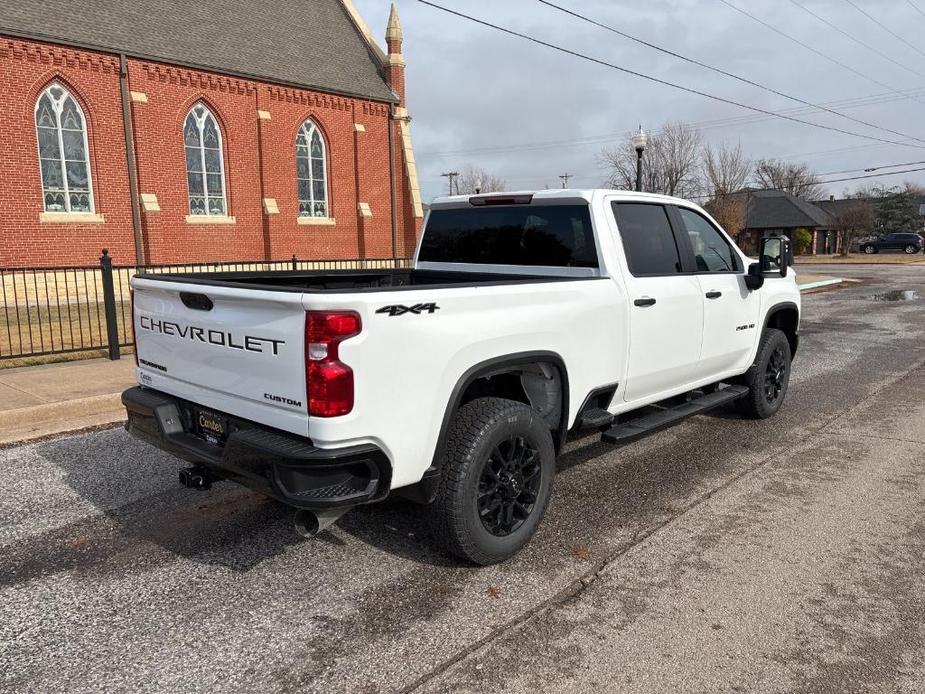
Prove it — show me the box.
[0,38,137,267]
[0,36,422,268]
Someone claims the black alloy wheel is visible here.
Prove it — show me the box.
[426,397,556,565]
[477,435,542,536]
[735,328,792,419]
[764,343,788,405]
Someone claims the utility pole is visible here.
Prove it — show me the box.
[559,173,573,189]
[441,171,459,195]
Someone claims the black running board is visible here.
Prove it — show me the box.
[601,385,748,445]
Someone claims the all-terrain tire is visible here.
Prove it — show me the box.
[736,328,792,419]
[425,397,556,565]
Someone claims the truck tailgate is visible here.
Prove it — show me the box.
[132,277,309,434]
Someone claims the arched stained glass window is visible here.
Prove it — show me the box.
[296,121,328,218]
[35,83,94,213]
[184,103,227,216]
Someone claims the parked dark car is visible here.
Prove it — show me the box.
[859,232,924,254]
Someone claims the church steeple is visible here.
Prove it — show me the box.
[385,3,406,105]
[386,3,403,47]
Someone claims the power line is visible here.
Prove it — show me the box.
[842,0,925,61]
[689,166,925,198]
[436,153,925,197]
[716,0,925,106]
[909,0,925,19]
[416,1,925,152]
[816,159,925,176]
[417,87,925,160]
[558,172,574,188]
[539,0,925,145]
[820,165,925,185]
[788,0,925,81]
[782,140,907,161]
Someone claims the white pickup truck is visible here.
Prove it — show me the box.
[124,189,800,564]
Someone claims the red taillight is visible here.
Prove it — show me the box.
[306,311,361,417]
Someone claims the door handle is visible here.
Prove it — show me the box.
[705,291,722,299]
[634,297,657,307]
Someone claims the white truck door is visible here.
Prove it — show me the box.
[611,201,704,402]
[673,206,761,375]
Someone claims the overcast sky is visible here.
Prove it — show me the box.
[354,0,925,202]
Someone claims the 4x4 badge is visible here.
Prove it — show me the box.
[376,303,440,317]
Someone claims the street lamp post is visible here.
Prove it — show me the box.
[631,125,648,192]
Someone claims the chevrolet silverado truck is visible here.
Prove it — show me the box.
[123,189,800,564]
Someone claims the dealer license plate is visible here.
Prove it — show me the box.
[194,409,228,445]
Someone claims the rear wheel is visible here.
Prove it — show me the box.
[737,328,792,419]
[426,397,556,565]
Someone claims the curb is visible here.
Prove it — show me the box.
[799,278,843,293]
[0,393,126,446]
[795,260,925,266]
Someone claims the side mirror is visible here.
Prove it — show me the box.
[745,262,765,291]
[759,236,789,277]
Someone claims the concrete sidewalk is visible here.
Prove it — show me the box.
[0,357,134,445]
[797,272,845,292]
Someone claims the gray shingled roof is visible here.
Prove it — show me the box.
[814,197,861,219]
[746,189,833,229]
[0,0,396,102]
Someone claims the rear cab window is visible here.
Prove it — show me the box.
[611,202,683,276]
[419,205,599,268]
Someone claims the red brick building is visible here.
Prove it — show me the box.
[0,0,424,267]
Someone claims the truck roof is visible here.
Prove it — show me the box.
[429,189,696,209]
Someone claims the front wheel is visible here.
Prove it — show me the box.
[737,328,792,419]
[864,245,877,254]
[425,397,556,565]
[904,244,918,254]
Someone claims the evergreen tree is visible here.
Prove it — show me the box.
[870,184,925,233]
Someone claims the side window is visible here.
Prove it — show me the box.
[611,202,682,276]
[184,103,227,216]
[677,207,739,273]
[296,120,328,218]
[35,83,94,213]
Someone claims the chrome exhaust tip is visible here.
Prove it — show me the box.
[293,507,351,538]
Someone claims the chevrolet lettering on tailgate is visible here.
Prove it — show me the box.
[138,315,285,355]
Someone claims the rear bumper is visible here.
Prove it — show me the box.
[122,386,390,509]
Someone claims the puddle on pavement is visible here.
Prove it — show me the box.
[870,290,918,302]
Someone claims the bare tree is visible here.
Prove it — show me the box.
[600,121,703,197]
[830,198,874,257]
[702,141,751,196]
[455,165,506,194]
[698,141,752,243]
[705,192,749,240]
[753,158,823,200]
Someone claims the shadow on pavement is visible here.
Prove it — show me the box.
[0,430,472,587]
[2,383,811,588]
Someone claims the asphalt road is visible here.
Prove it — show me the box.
[2,264,923,694]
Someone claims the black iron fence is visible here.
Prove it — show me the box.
[0,251,412,361]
